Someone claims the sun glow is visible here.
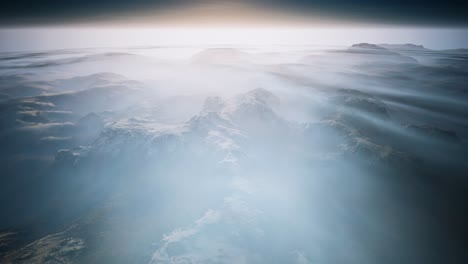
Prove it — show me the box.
[1,26,467,52]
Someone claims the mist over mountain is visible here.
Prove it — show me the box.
[0,44,467,263]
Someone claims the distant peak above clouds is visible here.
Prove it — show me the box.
[351,43,387,50]
[377,44,430,51]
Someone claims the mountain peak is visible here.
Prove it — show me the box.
[190,48,251,65]
[378,43,429,51]
[234,88,280,109]
[350,43,387,50]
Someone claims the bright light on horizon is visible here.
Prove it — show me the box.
[1,26,468,52]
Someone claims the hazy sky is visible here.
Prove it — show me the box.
[1,0,467,26]
[1,0,467,51]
